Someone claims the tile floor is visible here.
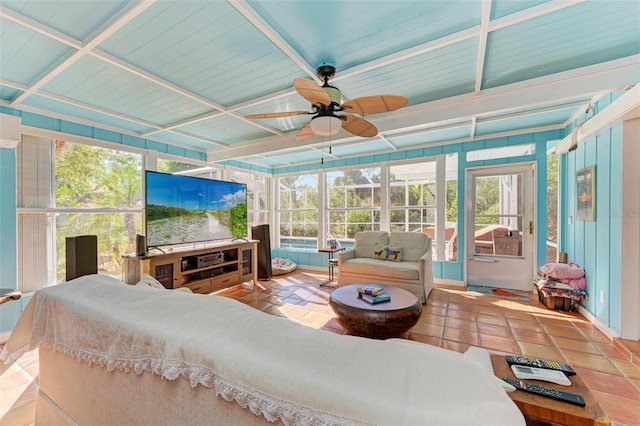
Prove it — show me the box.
[1,270,639,425]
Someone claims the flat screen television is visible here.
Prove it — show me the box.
[145,171,247,248]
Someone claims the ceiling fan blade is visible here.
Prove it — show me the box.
[341,115,378,138]
[245,111,310,119]
[294,78,331,105]
[295,122,314,141]
[341,95,408,115]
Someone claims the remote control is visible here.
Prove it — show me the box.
[505,355,576,376]
[511,365,572,386]
[502,377,586,407]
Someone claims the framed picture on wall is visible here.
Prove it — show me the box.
[576,166,595,221]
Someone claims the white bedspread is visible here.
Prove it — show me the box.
[1,275,524,425]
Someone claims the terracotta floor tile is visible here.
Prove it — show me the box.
[611,359,640,380]
[518,342,564,361]
[445,309,476,321]
[561,349,620,375]
[543,323,587,340]
[594,342,629,360]
[444,317,477,331]
[423,305,447,316]
[591,390,640,426]
[443,327,478,345]
[448,294,474,305]
[428,299,448,308]
[510,327,554,346]
[477,322,511,338]
[279,296,304,305]
[576,368,640,401]
[579,327,611,343]
[478,333,520,354]
[474,305,503,316]
[502,309,535,320]
[0,383,34,414]
[299,311,331,326]
[0,382,38,425]
[447,302,474,312]
[247,300,274,310]
[411,323,444,338]
[508,318,545,332]
[419,313,446,327]
[476,313,509,326]
[552,336,602,355]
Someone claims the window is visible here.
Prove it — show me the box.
[17,137,143,290]
[157,158,204,175]
[388,154,458,261]
[327,167,381,243]
[467,144,535,162]
[227,169,270,226]
[389,161,436,233]
[278,174,318,250]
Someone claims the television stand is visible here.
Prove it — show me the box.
[123,240,258,294]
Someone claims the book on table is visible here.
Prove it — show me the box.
[357,286,385,297]
[360,293,391,304]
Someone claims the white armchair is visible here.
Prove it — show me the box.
[337,231,434,303]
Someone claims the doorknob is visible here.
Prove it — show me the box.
[529,221,534,235]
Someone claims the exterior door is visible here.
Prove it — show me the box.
[466,164,535,291]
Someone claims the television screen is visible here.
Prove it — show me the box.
[145,171,247,248]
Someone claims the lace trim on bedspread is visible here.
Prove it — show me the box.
[41,340,361,426]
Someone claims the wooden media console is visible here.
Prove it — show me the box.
[124,240,258,294]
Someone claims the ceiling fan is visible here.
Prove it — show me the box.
[245,65,408,141]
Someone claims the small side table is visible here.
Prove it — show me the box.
[318,247,345,288]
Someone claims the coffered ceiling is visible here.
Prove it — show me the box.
[1,1,638,169]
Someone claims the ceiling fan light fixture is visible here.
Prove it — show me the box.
[310,115,341,136]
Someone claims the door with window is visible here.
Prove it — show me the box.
[466,164,535,291]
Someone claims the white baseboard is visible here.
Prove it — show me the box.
[434,278,465,287]
[295,265,326,273]
[578,305,620,341]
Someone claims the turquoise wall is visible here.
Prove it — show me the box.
[0,147,18,333]
[562,93,624,334]
[0,148,17,290]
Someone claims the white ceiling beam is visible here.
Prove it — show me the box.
[475,100,590,123]
[0,78,28,92]
[489,0,585,32]
[474,0,492,95]
[228,0,318,81]
[0,5,82,49]
[469,116,477,139]
[378,134,398,151]
[261,124,565,171]
[36,89,163,130]
[10,1,155,106]
[207,57,639,162]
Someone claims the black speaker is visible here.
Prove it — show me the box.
[66,235,98,281]
[136,234,147,257]
[251,224,272,280]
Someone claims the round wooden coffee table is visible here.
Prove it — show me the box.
[329,284,422,339]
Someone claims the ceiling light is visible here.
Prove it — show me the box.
[310,116,341,136]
